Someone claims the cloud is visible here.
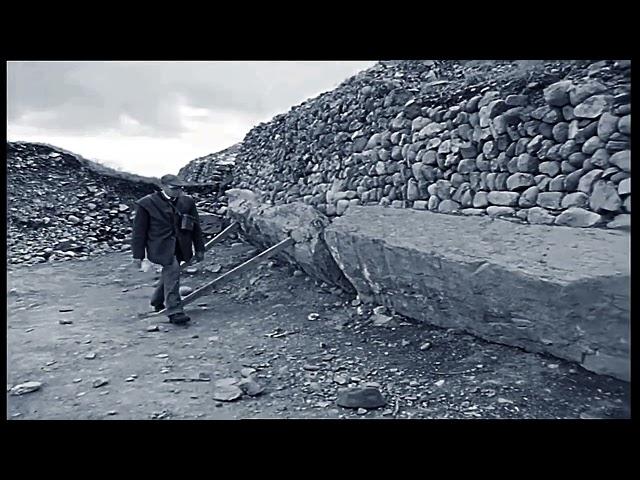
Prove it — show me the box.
[7,61,377,175]
[8,61,376,138]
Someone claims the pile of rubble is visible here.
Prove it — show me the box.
[222,60,630,228]
[7,142,231,267]
[7,142,159,266]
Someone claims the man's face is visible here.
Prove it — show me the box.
[161,184,183,198]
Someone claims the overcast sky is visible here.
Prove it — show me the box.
[7,61,376,176]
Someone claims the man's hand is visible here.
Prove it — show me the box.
[132,258,142,270]
[194,251,205,263]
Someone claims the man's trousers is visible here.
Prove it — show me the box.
[150,256,184,316]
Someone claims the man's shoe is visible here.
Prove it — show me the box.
[169,313,191,325]
[151,303,165,312]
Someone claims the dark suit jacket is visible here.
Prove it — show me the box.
[131,191,205,266]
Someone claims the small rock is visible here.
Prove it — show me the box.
[590,180,622,212]
[212,385,243,402]
[438,199,460,213]
[372,306,388,315]
[59,319,73,325]
[609,150,630,172]
[10,381,42,396]
[150,410,171,419]
[155,353,169,359]
[618,178,631,196]
[487,206,515,218]
[570,82,607,106]
[92,378,109,388]
[582,136,605,155]
[106,410,118,416]
[179,286,193,297]
[544,80,572,107]
[537,192,564,210]
[434,380,445,388]
[215,378,239,388]
[307,313,320,321]
[238,378,265,396]
[487,191,519,207]
[555,207,602,227]
[420,342,432,351]
[578,169,604,194]
[84,352,97,360]
[72,378,82,383]
[607,214,631,230]
[507,173,535,191]
[147,325,159,332]
[591,148,611,168]
[574,95,611,119]
[357,408,368,415]
[597,113,619,141]
[334,375,348,385]
[336,387,386,409]
[506,94,528,106]
[371,313,394,327]
[618,115,630,135]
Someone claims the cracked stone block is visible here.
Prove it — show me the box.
[324,206,630,381]
[226,188,354,293]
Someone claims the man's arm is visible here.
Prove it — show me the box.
[131,203,150,260]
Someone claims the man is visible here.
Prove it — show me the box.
[131,174,205,324]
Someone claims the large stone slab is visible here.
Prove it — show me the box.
[324,206,630,381]
[226,189,354,292]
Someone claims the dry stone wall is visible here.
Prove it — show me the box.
[219,60,631,229]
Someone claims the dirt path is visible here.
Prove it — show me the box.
[7,238,630,419]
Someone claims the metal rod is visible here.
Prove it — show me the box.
[179,221,239,271]
[152,236,294,316]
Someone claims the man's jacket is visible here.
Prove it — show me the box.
[131,191,205,266]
